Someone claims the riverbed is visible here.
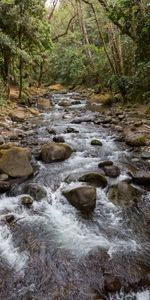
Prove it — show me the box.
[0,92,150,300]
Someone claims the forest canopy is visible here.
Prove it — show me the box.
[0,0,150,102]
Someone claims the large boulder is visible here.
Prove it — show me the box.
[79,173,107,188]
[125,133,146,147]
[9,109,27,122]
[128,169,150,186]
[103,165,120,178]
[107,182,141,208]
[63,186,96,213]
[37,98,53,111]
[40,142,73,163]
[0,147,33,178]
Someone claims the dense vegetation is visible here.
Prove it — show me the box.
[0,0,150,102]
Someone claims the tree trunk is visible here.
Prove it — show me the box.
[2,51,11,99]
[38,62,44,88]
[18,29,23,100]
[19,57,23,99]
[76,0,93,64]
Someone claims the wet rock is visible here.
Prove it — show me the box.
[71,100,81,105]
[129,169,150,186]
[125,134,146,147]
[0,137,5,145]
[24,183,47,201]
[108,182,141,207]
[37,98,53,111]
[103,165,120,178]
[0,181,11,193]
[98,161,113,168]
[79,173,107,188]
[0,173,9,181]
[91,139,103,146]
[21,195,33,207]
[47,127,56,135]
[141,152,150,160]
[66,127,79,133]
[40,142,73,163]
[59,100,70,107]
[53,136,65,143]
[5,214,15,223]
[63,186,96,213]
[0,147,33,178]
[31,147,41,159]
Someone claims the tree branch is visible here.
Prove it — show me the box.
[52,14,77,42]
[48,0,59,22]
[96,0,136,40]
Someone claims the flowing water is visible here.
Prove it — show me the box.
[0,93,150,300]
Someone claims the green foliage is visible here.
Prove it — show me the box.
[0,0,52,99]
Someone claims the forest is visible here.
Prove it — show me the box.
[0,1,150,300]
[0,0,149,103]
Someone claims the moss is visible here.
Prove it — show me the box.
[91,139,103,146]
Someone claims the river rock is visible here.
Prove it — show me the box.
[24,183,47,201]
[141,152,150,160]
[5,214,15,223]
[91,139,103,146]
[103,165,120,178]
[0,147,33,178]
[59,100,70,107]
[53,136,65,143]
[37,98,53,111]
[79,173,107,188]
[0,181,11,193]
[125,133,146,147]
[40,142,73,163]
[107,182,141,207]
[66,127,79,133]
[101,116,112,124]
[9,109,27,122]
[63,186,96,213]
[21,195,33,207]
[98,161,113,168]
[71,100,81,105]
[0,173,9,181]
[47,127,56,135]
[0,137,5,145]
[128,169,150,186]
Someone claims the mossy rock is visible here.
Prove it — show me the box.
[108,182,142,208]
[125,134,146,147]
[91,139,103,146]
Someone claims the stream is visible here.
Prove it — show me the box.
[0,92,150,299]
